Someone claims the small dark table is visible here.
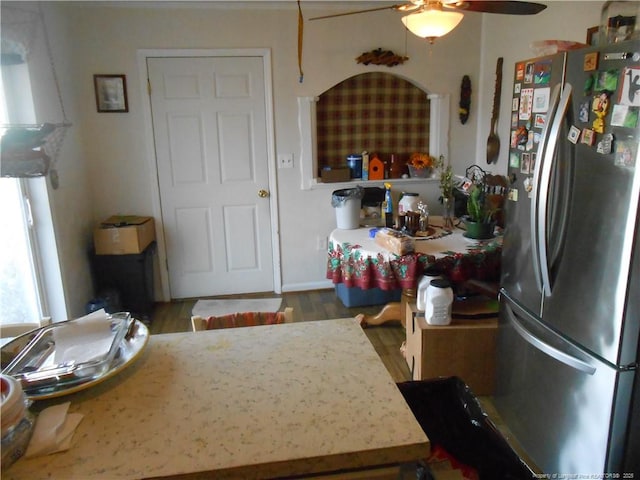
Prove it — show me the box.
[89,242,155,319]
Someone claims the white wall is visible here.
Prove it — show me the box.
[63,1,485,299]
[474,1,604,175]
[15,1,607,313]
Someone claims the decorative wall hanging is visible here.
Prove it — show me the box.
[487,57,503,164]
[94,74,129,113]
[297,0,304,83]
[356,48,408,67]
[459,75,471,124]
[0,4,71,188]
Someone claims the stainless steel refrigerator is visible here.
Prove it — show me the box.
[495,39,640,475]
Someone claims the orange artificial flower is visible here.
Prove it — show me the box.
[408,152,434,169]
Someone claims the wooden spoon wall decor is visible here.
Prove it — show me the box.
[459,75,471,124]
[486,57,503,164]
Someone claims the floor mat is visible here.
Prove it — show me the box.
[191,298,282,318]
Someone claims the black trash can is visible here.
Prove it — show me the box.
[398,377,534,480]
[89,242,155,320]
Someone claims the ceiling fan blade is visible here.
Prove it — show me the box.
[309,4,404,21]
[460,1,547,15]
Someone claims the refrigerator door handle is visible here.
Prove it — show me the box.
[530,83,561,291]
[534,83,573,297]
[503,296,596,375]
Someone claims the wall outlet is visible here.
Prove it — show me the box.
[317,236,327,251]
[277,153,294,169]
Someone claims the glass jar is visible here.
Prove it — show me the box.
[442,195,455,229]
[398,192,420,214]
[600,1,640,45]
[1,375,34,470]
[417,200,430,231]
[346,154,363,179]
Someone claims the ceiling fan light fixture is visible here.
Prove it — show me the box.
[401,5,464,43]
[397,0,424,12]
[441,0,468,8]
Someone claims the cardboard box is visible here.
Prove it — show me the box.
[320,167,351,183]
[94,216,155,255]
[404,301,497,395]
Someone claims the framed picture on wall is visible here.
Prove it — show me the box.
[94,74,129,112]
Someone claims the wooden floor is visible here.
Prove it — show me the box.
[150,289,412,383]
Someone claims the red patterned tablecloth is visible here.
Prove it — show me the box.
[326,218,502,291]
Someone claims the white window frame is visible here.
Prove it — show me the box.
[1,60,66,324]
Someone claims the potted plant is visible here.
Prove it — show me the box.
[464,183,499,239]
[407,152,435,178]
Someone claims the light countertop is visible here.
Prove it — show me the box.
[6,318,429,479]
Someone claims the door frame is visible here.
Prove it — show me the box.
[136,48,282,301]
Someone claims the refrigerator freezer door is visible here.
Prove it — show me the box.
[496,291,633,474]
[538,42,640,367]
[502,53,567,319]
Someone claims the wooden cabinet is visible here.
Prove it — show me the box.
[404,301,498,395]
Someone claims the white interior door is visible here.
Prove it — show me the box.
[148,56,274,299]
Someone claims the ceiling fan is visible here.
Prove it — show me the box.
[309,0,547,43]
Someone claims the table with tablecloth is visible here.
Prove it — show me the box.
[326,217,502,325]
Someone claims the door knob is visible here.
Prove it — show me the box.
[258,189,270,198]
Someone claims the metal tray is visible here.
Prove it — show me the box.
[2,312,131,392]
[1,317,149,400]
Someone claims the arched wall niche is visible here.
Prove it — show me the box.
[316,72,430,172]
[298,71,450,190]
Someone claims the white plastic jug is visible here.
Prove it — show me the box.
[425,278,453,325]
[398,192,420,214]
[416,267,442,311]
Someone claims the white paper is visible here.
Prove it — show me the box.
[24,402,84,458]
[532,87,550,113]
[53,309,113,364]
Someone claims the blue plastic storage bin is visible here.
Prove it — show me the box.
[335,283,402,308]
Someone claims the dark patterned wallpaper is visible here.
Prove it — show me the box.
[316,72,430,173]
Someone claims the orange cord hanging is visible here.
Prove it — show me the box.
[297,0,304,83]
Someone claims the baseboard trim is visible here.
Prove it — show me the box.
[281,280,333,293]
